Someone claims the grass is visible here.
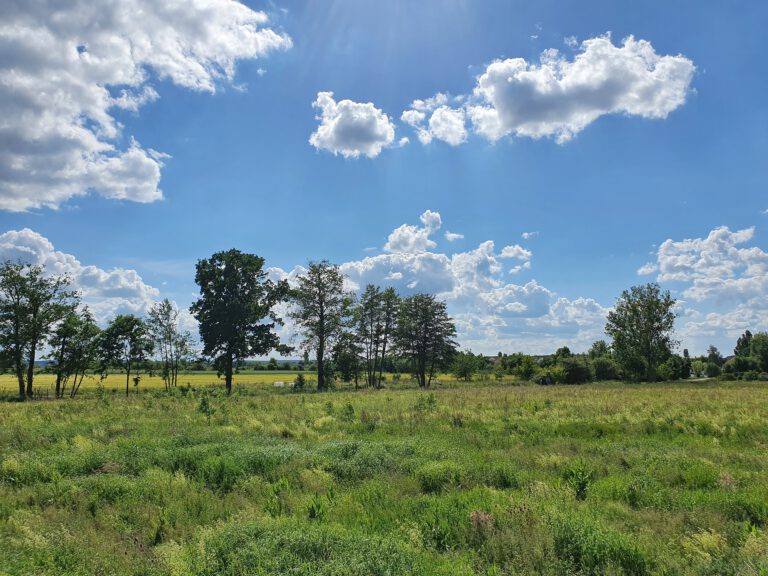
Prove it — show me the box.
[1,379,767,575]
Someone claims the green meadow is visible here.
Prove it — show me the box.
[1,380,768,575]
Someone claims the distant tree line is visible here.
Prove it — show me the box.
[451,283,768,385]
[2,254,766,400]
[189,252,458,393]
[0,261,194,400]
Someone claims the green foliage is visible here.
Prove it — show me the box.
[197,393,214,424]
[750,332,768,372]
[395,293,457,388]
[289,261,353,392]
[559,357,593,384]
[2,380,768,575]
[190,249,289,393]
[416,461,464,493]
[452,350,483,381]
[293,372,306,390]
[550,513,650,575]
[563,459,595,500]
[605,283,676,382]
[592,356,620,381]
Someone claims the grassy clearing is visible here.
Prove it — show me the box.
[1,380,767,575]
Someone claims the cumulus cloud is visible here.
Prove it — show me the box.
[0,0,291,211]
[499,244,532,260]
[0,228,161,322]
[521,231,539,240]
[653,226,768,302]
[403,34,695,146]
[643,225,768,353]
[401,94,467,146]
[383,210,442,253]
[271,210,608,354]
[309,92,397,158]
[444,231,464,242]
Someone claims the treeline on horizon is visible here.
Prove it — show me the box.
[1,252,767,401]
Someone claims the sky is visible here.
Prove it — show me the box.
[1,0,767,356]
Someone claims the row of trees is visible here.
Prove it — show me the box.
[0,261,194,399]
[190,250,458,393]
[3,253,765,399]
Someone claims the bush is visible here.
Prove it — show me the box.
[416,461,464,493]
[563,460,595,500]
[163,518,461,575]
[536,366,565,385]
[592,356,620,381]
[482,463,519,490]
[550,513,650,575]
[705,362,721,378]
[560,358,593,384]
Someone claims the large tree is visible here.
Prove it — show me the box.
[190,250,288,394]
[395,293,457,389]
[605,283,677,382]
[290,261,353,391]
[0,261,77,400]
[99,314,154,396]
[148,299,194,391]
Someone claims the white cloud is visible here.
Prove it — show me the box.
[327,210,608,354]
[0,0,291,211]
[637,262,658,275]
[445,231,464,242]
[383,210,442,253]
[643,225,768,354]
[521,231,539,240]
[309,92,397,158]
[653,226,768,302]
[403,34,694,147]
[499,244,532,260]
[468,35,695,143]
[0,228,161,322]
[401,95,467,146]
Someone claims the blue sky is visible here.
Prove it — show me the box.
[1,0,767,355]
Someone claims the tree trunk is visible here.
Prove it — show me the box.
[26,345,36,399]
[16,364,24,401]
[225,352,233,395]
[125,364,131,397]
[317,347,325,391]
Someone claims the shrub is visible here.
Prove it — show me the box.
[416,461,464,493]
[560,358,593,384]
[550,513,649,575]
[563,460,595,501]
[482,463,519,490]
[592,356,620,381]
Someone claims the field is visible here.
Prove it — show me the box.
[1,380,768,575]
[0,372,308,397]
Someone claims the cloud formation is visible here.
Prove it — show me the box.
[0,0,291,211]
[641,225,768,353]
[403,34,695,146]
[309,92,397,158]
[0,228,161,321]
[272,210,603,354]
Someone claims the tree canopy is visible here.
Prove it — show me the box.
[0,261,77,399]
[289,261,353,391]
[190,249,289,394]
[605,283,676,382]
[395,293,457,388]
